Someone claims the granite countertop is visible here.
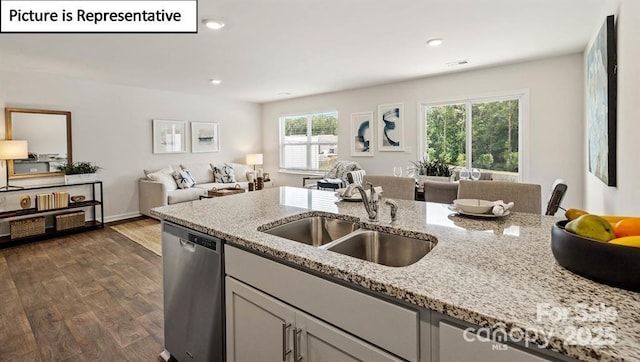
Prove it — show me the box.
[151,186,640,361]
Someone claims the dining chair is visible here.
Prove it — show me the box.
[545,179,568,216]
[423,180,459,204]
[362,175,415,200]
[457,180,542,214]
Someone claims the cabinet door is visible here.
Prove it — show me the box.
[438,322,550,362]
[226,277,296,362]
[295,312,402,362]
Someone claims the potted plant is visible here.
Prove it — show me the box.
[60,162,102,184]
[410,158,453,181]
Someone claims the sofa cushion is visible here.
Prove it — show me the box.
[167,188,205,204]
[181,163,214,184]
[212,164,237,183]
[172,169,197,189]
[146,167,177,191]
[226,163,249,182]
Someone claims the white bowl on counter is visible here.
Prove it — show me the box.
[453,199,493,214]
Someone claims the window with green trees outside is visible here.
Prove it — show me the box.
[423,94,523,181]
[280,111,338,172]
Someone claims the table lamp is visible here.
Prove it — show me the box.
[0,140,28,190]
[245,153,263,171]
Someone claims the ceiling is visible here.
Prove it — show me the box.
[0,0,613,103]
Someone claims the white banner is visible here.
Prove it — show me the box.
[1,0,197,32]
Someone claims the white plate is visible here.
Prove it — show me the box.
[448,204,510,218]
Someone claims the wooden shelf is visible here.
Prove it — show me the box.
[0,181,104,249]
[0,221,103,247]
[0,200,101,219]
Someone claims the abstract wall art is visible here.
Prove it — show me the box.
[377,103,404,152]
[152,119,187,154]
[350,112,374,156]
[587,15,617,186]
[191,122,220,153]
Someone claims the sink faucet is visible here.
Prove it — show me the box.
[355,182,379,222]
[385,199,398,222]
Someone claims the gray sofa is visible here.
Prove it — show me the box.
[139,162,251,217]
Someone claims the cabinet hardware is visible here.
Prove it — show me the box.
[293,327,303,361]
[282,322,292,361]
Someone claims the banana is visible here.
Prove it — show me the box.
[563,208,640,224]
[609,236,640,248]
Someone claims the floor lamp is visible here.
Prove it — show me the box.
[0,140,28,190]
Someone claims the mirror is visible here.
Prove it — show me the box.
[4,108,72,179]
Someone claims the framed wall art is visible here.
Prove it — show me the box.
[350,112,374,156]
[152,119,187,154]
[377,103,404,151]
[587,14,617,186]
[191,122,220,153]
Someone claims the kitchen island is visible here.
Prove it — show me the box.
[151,186,639,362]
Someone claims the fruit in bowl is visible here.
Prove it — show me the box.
[564,214,615,242]
[551,220,640,291]
[563,208,640,247]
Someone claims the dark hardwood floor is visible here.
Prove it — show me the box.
[0,224,164,361]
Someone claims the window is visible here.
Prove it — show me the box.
[280,111,338,172]
[420,92,526,181]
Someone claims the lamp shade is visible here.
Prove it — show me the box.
[246,153,263,166]
[0,140,28,160]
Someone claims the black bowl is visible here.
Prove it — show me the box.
[551,220,640,292]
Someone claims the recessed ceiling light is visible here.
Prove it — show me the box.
[210,79,222,85]
[426,38,444,47]
[278,92,292,96]
[203,20,225,30]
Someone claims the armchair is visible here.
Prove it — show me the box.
[302,161,363,190]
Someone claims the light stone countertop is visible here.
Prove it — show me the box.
[151,186,640,361]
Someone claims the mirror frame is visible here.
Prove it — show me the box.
[4,107,73,179]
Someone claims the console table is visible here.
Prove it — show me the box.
[0,181,104,248]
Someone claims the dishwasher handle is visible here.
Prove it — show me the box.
[179,239,196,252]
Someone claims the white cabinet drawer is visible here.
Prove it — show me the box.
[226,246,419,362]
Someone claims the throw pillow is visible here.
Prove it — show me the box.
[180,163,214,183]
[147,167,178,191]
[172,170,197,189]
[213,164,237,183]
[226,163,249,182]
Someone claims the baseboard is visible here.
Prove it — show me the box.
[104,212,142,223]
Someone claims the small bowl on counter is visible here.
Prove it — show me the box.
[551,220,640,292]
[453,199,493,214]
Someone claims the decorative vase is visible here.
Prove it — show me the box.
[64,173,97,184]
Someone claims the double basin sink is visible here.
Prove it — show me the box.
[262,216,435,267]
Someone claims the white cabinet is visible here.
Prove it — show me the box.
[226,277,401,362]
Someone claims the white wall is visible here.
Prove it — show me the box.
[0,71,262,220]
[585,0,640,215]
[262,54,585,210]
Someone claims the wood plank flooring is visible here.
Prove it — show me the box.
[0,223,164,361]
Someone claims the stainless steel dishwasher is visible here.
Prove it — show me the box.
[161,221,224,362]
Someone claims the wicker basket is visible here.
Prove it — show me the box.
[55,211,86,231]
[10,217,46,239]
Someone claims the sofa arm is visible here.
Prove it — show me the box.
[139,179,169,217]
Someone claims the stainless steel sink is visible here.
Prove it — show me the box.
[262,216,360,246]
[326,229,435,267]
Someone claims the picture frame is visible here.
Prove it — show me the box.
[152,119,187,154]
[350,112,374,156]
[586,15,617,186]
[377,103,405,151]
[191,122,220,153]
